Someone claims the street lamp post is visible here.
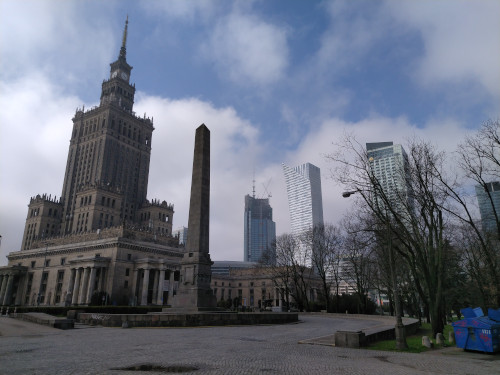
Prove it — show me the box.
[342,190,408,349]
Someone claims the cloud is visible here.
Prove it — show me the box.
[0,1,115,90]
[202,11,289,87]
[385,0,500,99]
[0,75,81,264]
[315,0,392,74]
[141,0,218,22]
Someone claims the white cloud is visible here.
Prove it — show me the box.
[202,12,289,86]
[0,1,115,85]
[142,0,218,22]
[385,0,500,99]
[316,0,391,73]
[0,75,81,264]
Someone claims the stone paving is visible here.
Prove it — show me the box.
[0,314,498,375]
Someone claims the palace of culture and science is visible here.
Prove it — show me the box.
[0,19,185,307]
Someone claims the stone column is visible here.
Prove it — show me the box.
[141,268,150,306]
[14,274,26,305]
[71,268,82,305]
[3,274,15,306]
[157,268,165,305]
[131,269,139,306]
[100,267,107,291]
[86,267,97,304]
[0,275,7,305]
[78,267,90,305]
[152,269,159,304]
[66,269,76,305]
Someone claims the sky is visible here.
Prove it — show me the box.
[0,0,499,266]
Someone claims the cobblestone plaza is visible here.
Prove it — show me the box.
[1,314,498,375]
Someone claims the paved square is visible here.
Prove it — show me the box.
[1,315,498,374]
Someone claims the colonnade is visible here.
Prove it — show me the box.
[133,267,177,306]
[68,266,107,305]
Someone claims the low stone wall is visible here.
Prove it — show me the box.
[364,320,419,345]
[13,312,74,330]
[78,312,298,328]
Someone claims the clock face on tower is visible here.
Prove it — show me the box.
[111,71,118,78]
[120,72,128,80]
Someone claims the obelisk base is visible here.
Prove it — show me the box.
[171,253,217,311]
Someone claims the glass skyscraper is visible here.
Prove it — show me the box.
[282,163,324,237]
[366,142,412,216]
[244,195,276,263]
[475,181,500,234]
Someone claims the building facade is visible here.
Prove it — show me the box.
[475,181,500,235]
[0,19,184,308]
[244,194,276,263]
[282,163,324,237]
[211,266,320,311]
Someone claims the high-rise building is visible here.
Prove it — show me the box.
[282,163,324,237]
[475,181,500,234]
[21,17,174,251]
[366,142,412,214]
[0,19,184,308]
[244,194,276,263]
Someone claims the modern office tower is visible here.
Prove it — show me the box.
[173,226,188,245]
[1,19,184,308]
[366,142,412,213]
[244,194,276,263]
[282,163,324,237]
[475,181,500,234]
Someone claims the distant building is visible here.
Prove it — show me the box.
[172,226,188,245]
[475,181,500,234]
[282,163,324,237]
[211,261,257,276]
[244,195,276,263]
[366,142,412,216]
[211,266,320,310]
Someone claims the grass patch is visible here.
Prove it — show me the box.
[366,322,455,353]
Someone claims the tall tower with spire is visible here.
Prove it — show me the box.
[21,18,174,249]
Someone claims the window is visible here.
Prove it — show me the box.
[124,280,129,288]
[125,268,130,276]
[127,253,132,261]
[44,259,50,267]
[60,258,66,265]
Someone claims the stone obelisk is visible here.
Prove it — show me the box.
[172,124,216,310]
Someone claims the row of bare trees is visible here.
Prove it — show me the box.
[326,119,499,336]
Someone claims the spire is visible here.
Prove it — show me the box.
[119,15,128,60]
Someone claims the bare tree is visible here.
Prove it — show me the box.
[341,212,376,314]
[302,223,344,312]
[327,134,456,337]
[261,233,316,311]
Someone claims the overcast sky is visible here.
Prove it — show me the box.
[1,0,499,266]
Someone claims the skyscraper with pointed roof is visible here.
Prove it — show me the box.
[1,19,184,308]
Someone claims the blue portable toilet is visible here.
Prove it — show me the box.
[452,307,500,353]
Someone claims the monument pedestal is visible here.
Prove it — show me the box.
[171,253,216,310]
